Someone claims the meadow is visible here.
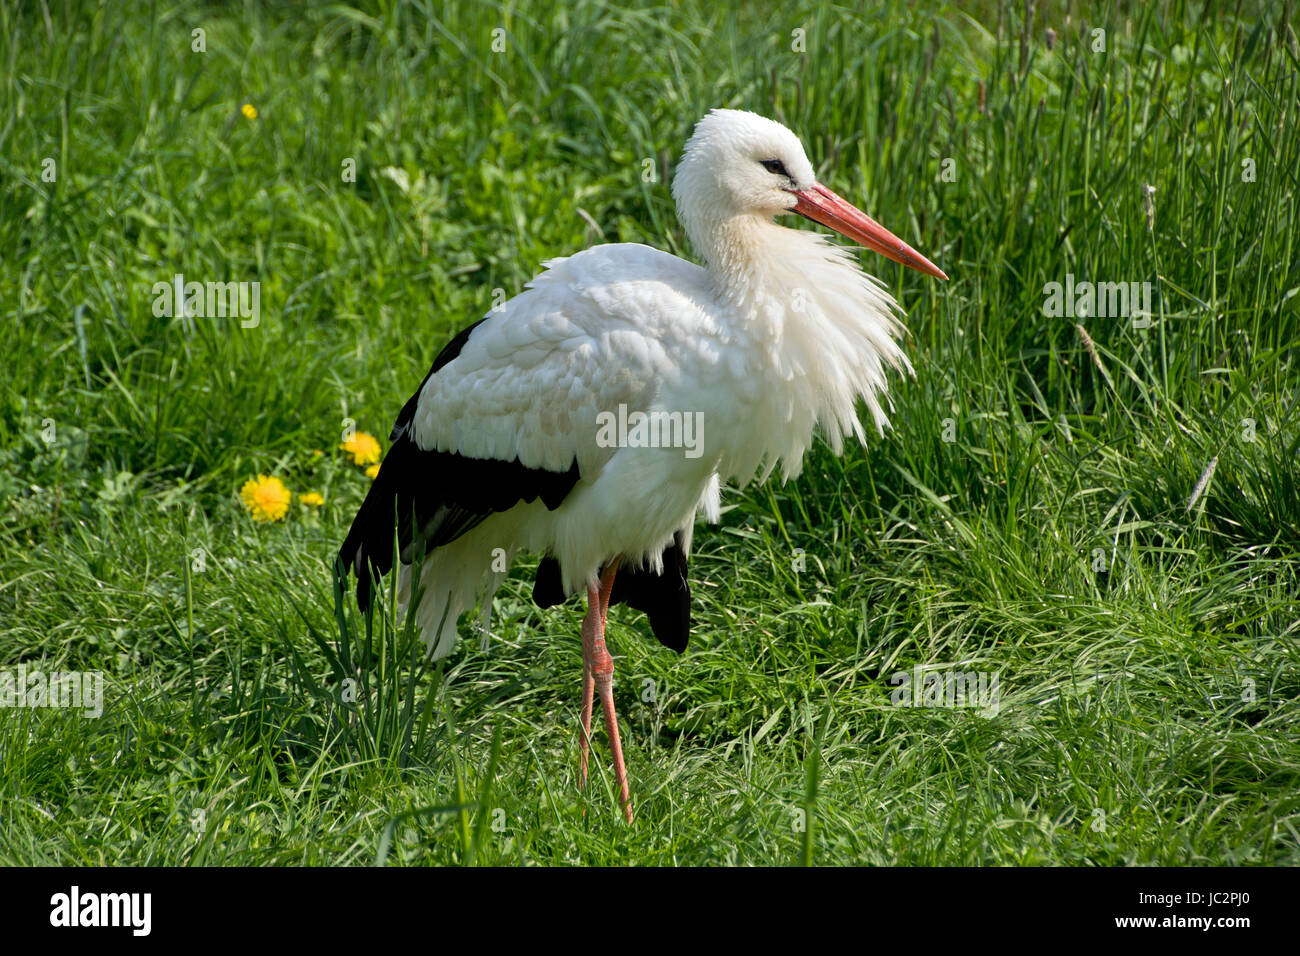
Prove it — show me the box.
[1,0,1297,865]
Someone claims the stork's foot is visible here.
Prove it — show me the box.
[578,562,633,823]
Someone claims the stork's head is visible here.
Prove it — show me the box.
[673,108,947,280]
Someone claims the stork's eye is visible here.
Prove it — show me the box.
[760,159,790,177]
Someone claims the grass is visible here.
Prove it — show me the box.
[1,0,1298,865]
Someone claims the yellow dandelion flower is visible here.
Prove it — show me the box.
[299,492,325,507]
[364,464,381,480]
[241,103,258,120]
[240,475,290,522]
[340,431,382,466]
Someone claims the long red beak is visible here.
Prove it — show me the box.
[791,183,948,280]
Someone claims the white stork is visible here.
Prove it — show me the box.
[339,108,947,822]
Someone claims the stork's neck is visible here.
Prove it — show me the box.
[686,212,794,305]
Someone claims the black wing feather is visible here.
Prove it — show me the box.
[337,318,581,610]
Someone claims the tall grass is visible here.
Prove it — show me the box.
[0,0,1297,865]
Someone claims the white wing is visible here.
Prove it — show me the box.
[409,243,720,479]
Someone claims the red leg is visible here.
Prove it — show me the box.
[577,561,633,823]
[593,651,633,824]
[580,559,620,790]
[578,598,597,791]
[598,558,620,625]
